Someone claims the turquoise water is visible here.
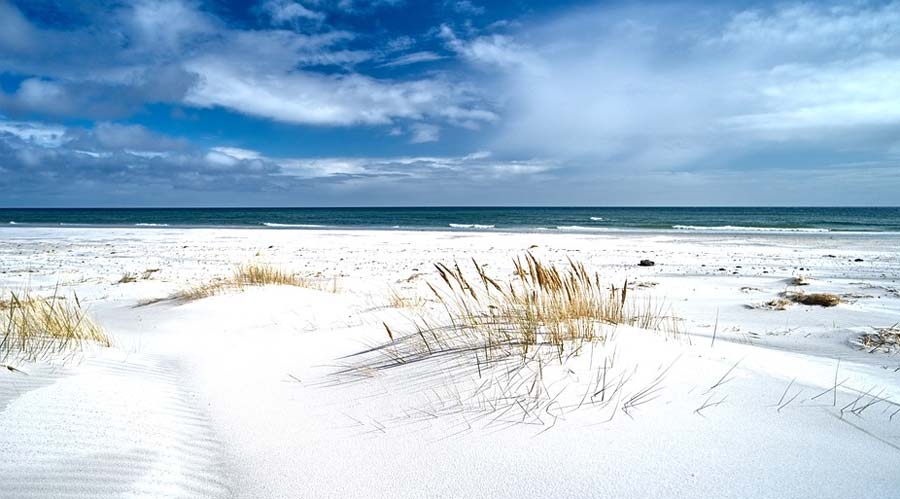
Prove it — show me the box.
[1,207,898,233]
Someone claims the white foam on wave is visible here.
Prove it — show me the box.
[556,225,611,231]
[589,217,605,221]
[262,223,326,228]
[134,223,170,227]
[449,223,495,229]
[672,225,830,233]
[8,221,17,225]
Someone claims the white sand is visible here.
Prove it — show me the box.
[1,226,899,498]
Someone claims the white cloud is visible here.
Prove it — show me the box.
[440,25,536,70]
[0,0,492,140]
[204,150,239,167]
[184,46,494,128]
[380,51,444,67]
[0,119,68,147]
[126,0,217,53]
[275,152,554,181]
[409,123,440,143]
[717,3,900,57]
[473,2,900,169]
[210,147,263,160]
[449,1,484,16]
[6,79,70,114]
[722,56,900,134]
[262,0,325,24]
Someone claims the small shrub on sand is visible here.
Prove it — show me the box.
[759,298,792,311]
[1,291,110,363]
[789,276,811,286]
[751,291,842,310]
[857,325,900,353]
[784,292,842,307]
[388,288,424,309]
[117,273,138,284]
[141,268,161,280]
[116,268,161,285]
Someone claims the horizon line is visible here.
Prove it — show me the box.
[1,206,898,210]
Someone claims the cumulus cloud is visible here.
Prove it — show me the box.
[441,1,900,172]
[125,0,217,52]
[261,0,325,24]
[409,123,440,143]
[0,0,492,138]
[440,25,536,70]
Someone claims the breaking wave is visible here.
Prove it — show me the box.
[262,223,326,228]
[672,225,830,233]
[449,223,495,229]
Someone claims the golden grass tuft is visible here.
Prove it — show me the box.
[234,263,307,286]
[364,253,676,369]
[164,263,317,303]
[1,290,110,363]
[334,254,678,426]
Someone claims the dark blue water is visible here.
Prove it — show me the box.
[1,207,898,233]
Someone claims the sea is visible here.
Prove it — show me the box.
[1,207,899,234]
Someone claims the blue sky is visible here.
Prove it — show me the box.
[1,0,899,206]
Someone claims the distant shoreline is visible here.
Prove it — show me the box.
[4,224,900,238]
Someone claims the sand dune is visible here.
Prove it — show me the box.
[0,351,232,498]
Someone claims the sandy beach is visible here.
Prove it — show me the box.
[1,226,898,498]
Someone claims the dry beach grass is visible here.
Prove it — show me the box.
[1,290,110,363]
[150,263,317,304]
[754,291,843,310]
[336,254,680,425]
[391,253,638,363]
[857,324,900,353]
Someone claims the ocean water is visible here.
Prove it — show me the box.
[1,207,899,233]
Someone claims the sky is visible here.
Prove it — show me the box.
[1,0,899,207]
